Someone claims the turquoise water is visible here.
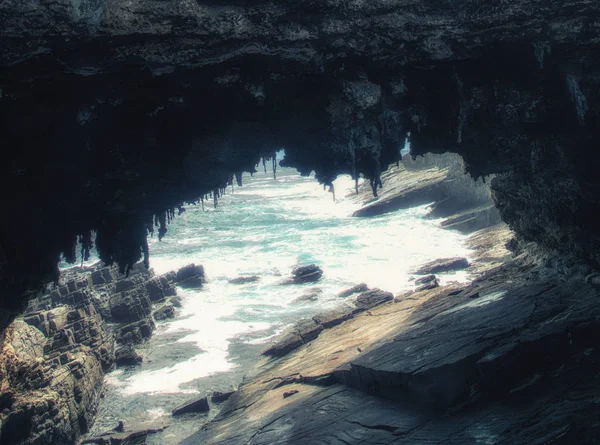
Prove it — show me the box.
[89,162,472,443]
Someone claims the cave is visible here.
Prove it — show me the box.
[2,1,600,444]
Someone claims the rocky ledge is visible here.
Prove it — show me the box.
[0,262,204,445]
[181,226,600,444]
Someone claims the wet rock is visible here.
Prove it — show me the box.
[394,290,415,302]
[211,390,235,403]
[263,318,324,358]
[81,424,168,445]
[412,257,470,275]
[414,274,437,285]
[262,330,304,358]
[337,283,369,298]
[175,264,205,289]
[291,264,323,284]
[117,319,155,345]
[291,288,322,304]
[153,304,175,321]
[228,276,260,285]
[145,278,167,302]
[115,346,142,367]
[415,280,440,292]
[172,396,210,416]
[353,289,394,311]
[312,304,356,329]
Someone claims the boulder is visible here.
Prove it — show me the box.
[228,275,260,285]
[337,283,369,298]
[353,289,394,311]
[412,257,470,275]
[115,346,143,367]
[291,264,323,284]
[172,396,210,416]
[175,264,205,289]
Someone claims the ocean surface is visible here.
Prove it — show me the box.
[87,161,472,444]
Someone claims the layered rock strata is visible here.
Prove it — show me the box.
[0,262,192,445]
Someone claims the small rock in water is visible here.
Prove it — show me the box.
[414,274,437,286]
[291,288,323,304]
[412,257,470,275]
[283,390,299,399]
[291,264,323,284]
[172,396,210,416]
[228,275,260,284]
[175,264,205,289]
[337,283,369,298]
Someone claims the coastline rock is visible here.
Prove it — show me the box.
[312,304,356,329]
[228,276,260,285]
[211,391,235,403]
[115,346,143,367]
[0,262,197,445]
[291,288,322,305]
[415,279,440,292]
[172,396,210,416]
[412,257,470,275]
[353,289,394,311]
[337,283,369,298]
[414,274,437,285]
[175,264,205,289]
[152,304,175,321]
[81,425,168,445]
[291,265,323,284]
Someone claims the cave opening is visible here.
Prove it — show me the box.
[3,1,600,443]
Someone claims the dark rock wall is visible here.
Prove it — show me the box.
[1,2,600,309]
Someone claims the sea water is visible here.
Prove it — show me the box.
[88,163,472,443]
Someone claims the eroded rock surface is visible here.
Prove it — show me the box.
[2,2,600,312]
[0,263,182,445]
[182,228,600,445]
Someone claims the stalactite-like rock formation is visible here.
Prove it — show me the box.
[1,1,600,312]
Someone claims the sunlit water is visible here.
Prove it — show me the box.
[88,163,472,443]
